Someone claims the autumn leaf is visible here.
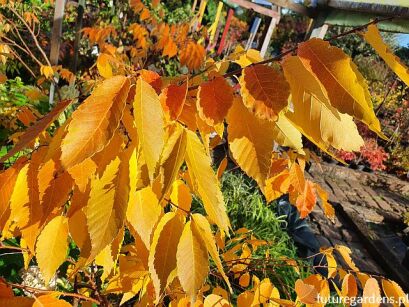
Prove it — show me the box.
[85,148,130,261]
[179,41,205,71]
[61,76,130,169]
[342,274,358,301]
[134,78,165,179]
[382,279,409,307]
[227,97,300,193]
[160,81,188,121]
[97,53,114,78]
[295,180,317,218]
[364,25,409,87]
[126,186,163,248]
[170,180,192,216]
[239,64,290,121]
[197,76,233,126]
[177,221,209,300]
[156,125,187,200]
[35,216,69,283]
[204,294,231,306]
[362,278,381,307]
[33,294,71,307]
[0,99,72,163]
[185,130,230,234]
[191,214,232,292]
[282,56,364,154]
[335,245,358,271]
[297,39,384,137]
[295,279,317,304]
[148,212,185,301]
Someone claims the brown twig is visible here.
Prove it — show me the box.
[188,16,394,90]
[8,282,100,304]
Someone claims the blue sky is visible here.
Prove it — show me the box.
[397,34,409,47]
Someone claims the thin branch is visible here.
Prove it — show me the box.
[9,6,52,66]
[8,282,100,304]
[188,16,394,90]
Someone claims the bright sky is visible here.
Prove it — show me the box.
[397,34,409,47]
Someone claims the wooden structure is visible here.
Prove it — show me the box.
[212,0,409,57]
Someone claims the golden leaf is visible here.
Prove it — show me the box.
[297,39,384,137]
[204,294,231,307]
[180,41,206,71]
[342,274,358,301]
[295,180,317,219]
[33,294,71,307]
[335,245,358,271]
[61,76,130,169]
[35,216,69,283]
[177,221,209,299]
[185,130,230,234]
[134,78,165,179]
[362,278,381,307]
[148,212,185,301]
[381,279,409,307]
[160,82,188,121]
[170,180,192,216]
[240,65,289,121]
[97,53,114,78]
[364,25,409,87]
[85,148,130,261]
[282,56,364,153]
[126,186,163,248]
[295,279,317,305]
[191,213,232,292]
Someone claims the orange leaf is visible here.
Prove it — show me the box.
[180,41,205,71]
[0,99,72,163]
[160,81,188,121]
[295,180,316,218]
[197,76,233,125]
[295,279,317,304]
[61,76,130,169]
[239,65,289,121]
[362,278,381,307]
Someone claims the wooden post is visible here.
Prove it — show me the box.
[217,8,234,55]
[306,11,329,39]
[49,0,65,105]
[72,0,85,73]
[245,17,261,50]
[260,16,279,58]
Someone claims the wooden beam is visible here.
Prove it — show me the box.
[266,0,309,16]
[260,17,279,57]
[228,0,280,18]
[327,0,409,18]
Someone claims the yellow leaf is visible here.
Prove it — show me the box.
[97,53,114,78]
[364,25,409,87]
[85,148,130,261]
[204,294,231,307]
[177,221,209,299]
[252,278,280,305]
[0,161,22,230]
[61,76,130,169]
[362,278,381,307]
[149,212,185,301]
[315,184,335,221]
[40,65,54,79]
[335,245,358,271]
[239,273,250,288]
[157,125,187,200]
[126,186,163,248]
[381,279,409,307]
[297,39,383,137]
[170,180,192,216]
[35,216,69,283]
[321,248,337,278]
[134,78,165,179]
[191,213,232,292]
[185,130,230,234]
[227,98,293,193]
[237,291,254,307]
[282,56,364,153]
[233,48,263,68]
[33,294,71,307]
[197,76,233,125]
[239,65,290,121]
